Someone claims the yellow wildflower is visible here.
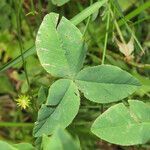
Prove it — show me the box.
[15,95,30,110]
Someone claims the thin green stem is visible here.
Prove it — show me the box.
[0,122,33,127]
[29,0,40,25]
[22,2,34,39]
[83,15,91,36]
[131,16,150,26]
[101,9,110,114]
[38,0,43,21]
[111,0,144,53]
[23,12,34,39]
[118,1,150,26]
[16,0,30,88]
[83,0,93,36]
[0,46,35,73]
[109,6,126,45]
[30,0,35,14]
[102,11,110,64]
[107,50,150,69]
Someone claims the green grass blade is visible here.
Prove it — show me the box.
[70,0,108,25]
[102,11,110,64]
[0,46,35,72]
[118,1,150,26]
[0,122,33,127]
[112,0,145,53]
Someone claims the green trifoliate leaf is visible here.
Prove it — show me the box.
[75,65,141,103]
[42,127,80,150]
[33,79,80,137]
[91,100,150,146]
[36,13,86,78]
[51,0,70,6]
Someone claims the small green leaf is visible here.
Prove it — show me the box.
[0,141,17,150]
[13,143,35,150]
[75,65,141,103]
[51,0,70,6]
[36,13,86,78]
[91,100,150,145]
[0,141,35,150]
[42,127,80,150]
[38,86,48,105]
[33,79,80,137]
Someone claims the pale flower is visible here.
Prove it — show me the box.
[15,95,30,110]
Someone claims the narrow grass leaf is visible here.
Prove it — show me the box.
[0,46,35,73]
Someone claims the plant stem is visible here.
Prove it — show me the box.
[118,1,150,26]
[102,11,110,64]
[0,46,35,73]
[30,0,35,14]
[111,0,144,53]
[16,0,30,88]
[107,50,150,69]
[83,0,93,36]
[83,14,91,36]
[71,0,108,26]
[0,122,33,127]
[109,6,126,45]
